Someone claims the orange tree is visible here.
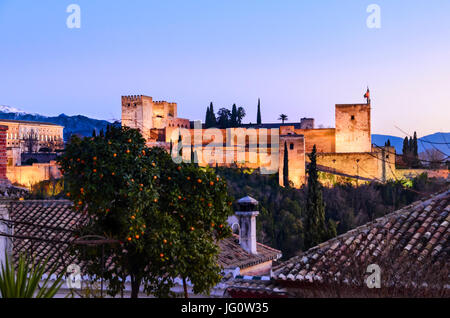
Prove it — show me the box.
[59,125,233,298]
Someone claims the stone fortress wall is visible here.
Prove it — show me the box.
[122,94,398,188]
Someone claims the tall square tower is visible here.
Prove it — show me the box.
[335,103,371,153]
[121,95,153,139]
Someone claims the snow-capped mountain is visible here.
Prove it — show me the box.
[0,105,33,115]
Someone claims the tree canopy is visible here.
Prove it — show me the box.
[59,125,233,298]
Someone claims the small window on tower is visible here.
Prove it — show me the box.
[351,115,355,120]
[290,143,294,150]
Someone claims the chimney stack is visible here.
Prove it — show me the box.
[236,196,259,255]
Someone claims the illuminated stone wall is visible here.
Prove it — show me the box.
[311,146,396,186]
[279,135,306,188]
[122,95,190,141]
[7,161,61,188]
[335,103,371,153]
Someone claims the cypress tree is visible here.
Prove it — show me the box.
[402,137,409,166]
[283,141,289,187]
[178,131,183,158]
[231,104,238,127]
[304,145,333,250]
[413,132,419,158]
[209,103,216,127]
[205,107,211,128]
[257,98,262,125]
[408,137,413,152]
[385,139,391,147]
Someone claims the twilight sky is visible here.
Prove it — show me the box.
[0,0,449,136]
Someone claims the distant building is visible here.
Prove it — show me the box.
[0,119,63,187]
[0,119,64,166]
[121,93,397,188]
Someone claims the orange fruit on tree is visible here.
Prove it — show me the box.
[128,237,132,241]
[210,181,214,186]
[160,253,164,258]
[197,179,202,183]
[135,235,140,239]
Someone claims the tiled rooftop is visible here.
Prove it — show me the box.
[224,277,289,298]
[7,200,87,273]
[273,189,450,284]
[5,200,280,275]
[218,235,281,270]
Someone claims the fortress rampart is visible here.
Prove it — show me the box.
[122,95,396,188]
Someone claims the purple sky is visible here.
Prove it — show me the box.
[0,0,449,136]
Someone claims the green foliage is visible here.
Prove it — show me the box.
[29,178,65,199]
[402,132,420,168]
[278,114,288,124]
[256,98,262,125]
[205,102,217,128]
[216,166,305,259]
[216,166,446,259]
[206,104,246,128]
[59,125,233,298]
[304,145,335,250]
[0,253,63,298]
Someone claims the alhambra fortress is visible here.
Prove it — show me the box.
[0,93,446,188]
[121,94,397,187]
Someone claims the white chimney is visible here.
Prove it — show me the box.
[235,196,259,255]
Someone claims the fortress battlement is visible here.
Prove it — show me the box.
[121,95,152,103]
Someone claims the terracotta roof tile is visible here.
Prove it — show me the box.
[218,235,281,270]
[273,189,450,284]
[7,200,281,274]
